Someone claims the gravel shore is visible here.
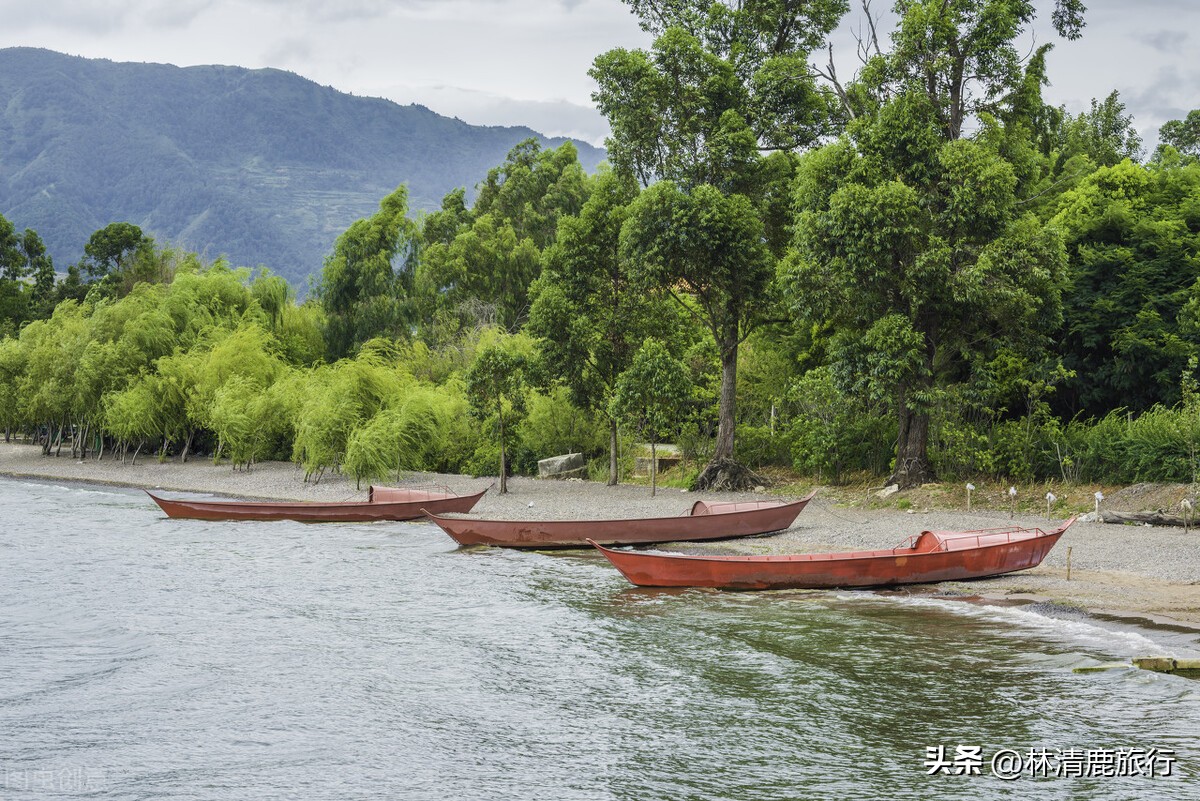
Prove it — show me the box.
[3,442,1198,628]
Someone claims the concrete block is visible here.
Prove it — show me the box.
[538,452,586,479]
[1133,656,1177,673]
[633,455,682,477]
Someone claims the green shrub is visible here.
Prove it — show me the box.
[464,439,505,479]
[1056,406,1200,484]
[734,424,791,468]
[677,419,714,463]
[786,367,896,482]
[514,387,606,473]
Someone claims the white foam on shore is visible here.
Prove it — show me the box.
[12,479,134,499]
[838,593,1171,658]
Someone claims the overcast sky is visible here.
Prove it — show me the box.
[1,0,1195,150]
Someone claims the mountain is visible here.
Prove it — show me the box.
[0,47,605,285]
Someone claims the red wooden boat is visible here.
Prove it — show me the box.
[147,485,487,522]
[425,491,817,549]
[589,517,1075,589]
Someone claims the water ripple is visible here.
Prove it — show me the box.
[0,477,1197,799]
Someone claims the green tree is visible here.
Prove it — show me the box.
[0,214,26,281]
[104,375,167,464]
[1158,110,1200,160]
[291,346,406,481]
[620,182,775,475]
[318,186,417,360]
[83,222,150,278]
[22,230,56,320]
[1054,92,1143,168]
[420,214,541,331]
[592,0,844,487]
[1053,159,1200,415]
[0,216,53,331]
[192,324,285,461]
[416,141,588,332]
[789,0,1078,486]
[209,370,296,470]
[466,344,527,494]
[342,385,469,487]
[612,339,690,496]
[17,303,92,455]
[529,169,671,485]
[0,336,26,440]
[473,139,588,250]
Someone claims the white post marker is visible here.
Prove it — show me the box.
[966,483,975,512]
[1094,490,1104,519]
[1046,491,1057,520]
[1009,486,1017,519]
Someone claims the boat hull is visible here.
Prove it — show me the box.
[590,518,1074,589]
[426,491,816,548]
[147,487,487,522]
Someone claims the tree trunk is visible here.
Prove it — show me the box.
[890,385,933,488]
[713,341,738,462]
[650,441,657,497]
[53,419,64,457]
[498,411,507,495]
[608,419,619,486]
[181,430,195,463]
[131,439,143,466]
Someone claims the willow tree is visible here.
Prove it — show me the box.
[292,347,407,482]
[319,186,417,360]
[788,0,1082,486]
[416,140,589,332]
[592,0,845,489]
[0,216,55,330]
[342,385,469,487]
[0,336,25,441]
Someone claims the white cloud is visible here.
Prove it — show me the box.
[1133,29,1188,54]
[392,83,610,144]
[0,0,211,32]
[0,0,1197,150]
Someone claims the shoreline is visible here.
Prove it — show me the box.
[4,442,1199,633]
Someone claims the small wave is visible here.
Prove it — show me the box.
[838,593,1168,657]
[7,479,137,499]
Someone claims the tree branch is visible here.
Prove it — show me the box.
[815,43,856,121]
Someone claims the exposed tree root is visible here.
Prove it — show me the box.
[693,457,770,492]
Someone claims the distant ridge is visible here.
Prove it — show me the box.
[0,47,605,284]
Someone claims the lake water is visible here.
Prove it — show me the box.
[2,477,1198,800]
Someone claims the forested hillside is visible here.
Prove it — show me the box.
[0,48,604,283]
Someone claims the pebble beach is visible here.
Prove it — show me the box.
[3,441,1198,629]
